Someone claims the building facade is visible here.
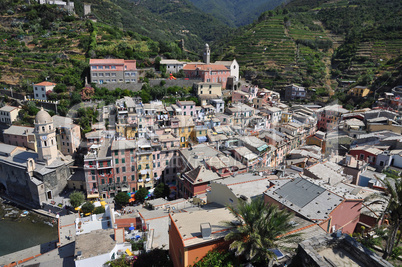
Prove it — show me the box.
[89,59,137,84]
[33,81,56,101]
[0,105,20,124]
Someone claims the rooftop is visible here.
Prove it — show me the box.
[265,177,344,221]
[170,207,235,247]
[3,125,34,136]
[34,81,56,86]
[0,105,19,112]
[74,229,115,260]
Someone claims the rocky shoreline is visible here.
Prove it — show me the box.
[0,197,57,226]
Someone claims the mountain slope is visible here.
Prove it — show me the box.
[74,0,232,52]
[188,0,285,27]
[215,0,402,100]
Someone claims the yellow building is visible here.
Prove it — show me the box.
[176,115,195,148]
[281,112,293,123]
[136,142,154,190]
[348,86,371,97]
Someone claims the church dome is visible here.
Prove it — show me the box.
[35,108,52,124]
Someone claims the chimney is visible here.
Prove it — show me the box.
[200,223,211,239]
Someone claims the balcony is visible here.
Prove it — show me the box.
[84,164,96,169]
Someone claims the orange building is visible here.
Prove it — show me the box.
[169,208,235,267]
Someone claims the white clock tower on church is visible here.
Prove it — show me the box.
[34,108,58,165]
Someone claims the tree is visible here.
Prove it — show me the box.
[133,249,172,267]
[153,183,170,199]
[135,187,149,203]
[191,250,239,267]
[81,202,95,214]
[69,191,85,208]
[114,192,130,207]
[94,206,105,214]
[224,198,298,266]
[368,178,402,259]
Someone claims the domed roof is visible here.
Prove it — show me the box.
[35,108,52,124]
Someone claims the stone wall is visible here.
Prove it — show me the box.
[0,162,39,207]
[149,78,200,88]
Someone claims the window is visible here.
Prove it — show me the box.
[166,160,169,165]
[112,66,116,69]
[99,66,104,69]
[123,176,127,182]
[109,178,112,183]
[131,166,135,171]
[154,172,157,178]
[146,164,149,169]
[115,159,119,164]
[101,179,105,184]
[41,88,44,91]
[116,168,119,174]
[42,94,45,98]
[116,177,120,183]
[105,66,110,69]
[91,66,97,69]
[115,151,118,156]
[93,73,97,77]
[122,167,126,172]
[112,73,116,77]
[105,73,110,77]
[99,73,104,77]
[131,175,135,181]
[122,158,125,164]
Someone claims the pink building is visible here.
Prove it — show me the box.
[3,125,36,151]
[89,59,137,84]
[111,140,137,193]
[176,100,196,117]
[183,64,230,88]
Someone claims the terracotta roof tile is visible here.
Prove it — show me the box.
[34,81,56,86]
[183,64,229,71]
[89,59,125,65]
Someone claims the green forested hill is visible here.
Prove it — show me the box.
[73,0,232,52]
[214,0,402,105]
[187,0,285,27]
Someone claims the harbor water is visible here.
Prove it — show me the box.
[0,199,58,257]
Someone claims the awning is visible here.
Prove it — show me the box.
[87,193,100,199]
[197,136,208,143]
[257,144,269,152]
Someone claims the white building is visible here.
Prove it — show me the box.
[33,81,56,101]
[0,105,20,124]
[215,59,239,81]
[209,99,225,114]
[160,59,186,74]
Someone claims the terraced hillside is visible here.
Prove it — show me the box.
[218,12,335,91]
[217,0,402,98]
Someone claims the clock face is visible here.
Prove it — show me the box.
[42,135,47,141]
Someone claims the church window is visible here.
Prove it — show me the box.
[44,141,47,146]
[49,125,51,130]
[42,126,45,131]
[51,139,54,145]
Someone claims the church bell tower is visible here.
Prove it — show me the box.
[203,43,210,64]
[34,108,58,165]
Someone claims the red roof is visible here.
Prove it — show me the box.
[34,81,56,86]
[183,64,228,71]
[89,59,125,65]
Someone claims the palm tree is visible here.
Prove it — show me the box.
[224,197,299,266]
[381,178,402,259]
[365,177,402,259]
